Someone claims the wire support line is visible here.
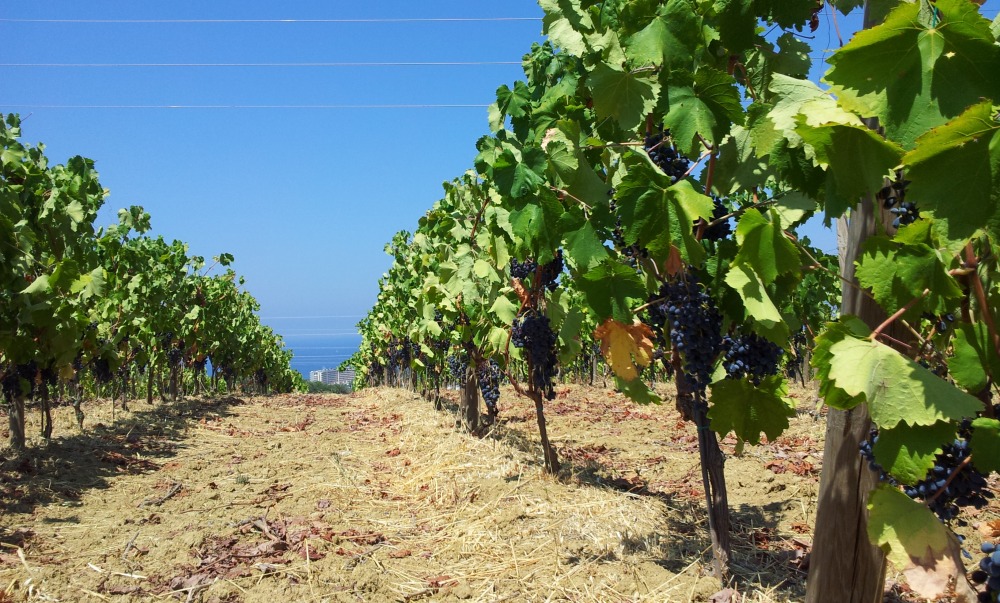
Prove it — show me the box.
[262,314,365,319]
[0,61,522,68]
[0,103,491,109]
[0,17,542,24]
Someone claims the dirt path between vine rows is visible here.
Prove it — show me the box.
[1,385,996,602]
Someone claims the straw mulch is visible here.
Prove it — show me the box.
[0,384,973,602]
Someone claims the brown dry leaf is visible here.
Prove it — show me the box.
[388,549,412,558]
[900,536,968,602]
[709,588,739,603]
[512,278,530,306]
[664,245,683,277]
[593,318,655,380]
[978,520,1000,538]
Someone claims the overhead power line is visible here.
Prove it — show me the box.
[0,61,522,68]
[0,103,490,109]
[0,17,541,24]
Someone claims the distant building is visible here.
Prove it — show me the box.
[309,368,355,385]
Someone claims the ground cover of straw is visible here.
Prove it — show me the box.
[0,384,997,602]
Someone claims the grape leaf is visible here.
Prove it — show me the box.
[873,421,954,485]
[623,2,700,68]
[588,64,660,132]
[708,375,795,445]
[559,212,610,273]
[970,418,1000,474]
[867,485,967,601]
[795,121,904,219]
[615,375,662,405]
[824,0,1000,150]
[903,102,1000,246]
[723,263,789,343]
[594,318,655,380]
[664,67,745,157]
[489,295,519,327]
[855,236,962,318]
[826,336,983,427]
[615,159,712,266]
[492,146,548,199]
[767,74,863,146]
[575,259,646,322]
[948,322,1000,394]
[733,208,801,283]
[539,0,593,57]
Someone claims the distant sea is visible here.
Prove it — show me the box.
[262,317,364,379]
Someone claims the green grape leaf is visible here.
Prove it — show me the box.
[615,375,662,405]
[826,336,983,428]
[948,323,1000,394]
[616,159,712,266]
[770,192,817,229]
[21,274,51,294]
[733,208,801,283]
[768,74,863,146]
[768,138,827,199]
[624,2,700,68]
[508,191,564,257]
[867,485,966,601]
[539,0,593,56]
[559,212,610,272]
[970,418,1000,474]
[873,421,954,485]
[723,263,789,343]
[708,375,795,445]
[796,121,904,219]
[543,121,610,209]
[495,81,532,120]
[576,259,647,322]
[824,0,1000,150]
[489,294,519,327]
[712,124,773,194]
[589,64,660,132]
[664,67,744,157]
[713,0,756,53]
[493,147,548,199]
[855,236,962,318]
[813,318,891,411]
[903,102,1000,245]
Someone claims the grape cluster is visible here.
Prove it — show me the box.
[447,354,468,380]
[721,333,783,385]
[971,541,1000,602]
[902,425,993,521]
[92,357,112,383]
[644,131,690,183]
[877,171,919,229]
[922,312,956,334]
[648,273,723,393]
[512,311,559,400]
[539,250,563,291]
[477,358,502,416]
[699,197,733,242]
[510,258,538,280]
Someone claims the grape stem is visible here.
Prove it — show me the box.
[868,289,929,342]
[466,191,492,242]
[964,243,1000,361]
[547,185,592,213]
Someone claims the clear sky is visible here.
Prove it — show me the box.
[2,1,997,374]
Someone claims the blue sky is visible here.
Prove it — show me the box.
[2,1,997,373]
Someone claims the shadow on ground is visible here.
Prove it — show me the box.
[0,396,243,519]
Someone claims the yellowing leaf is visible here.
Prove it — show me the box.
[593,318,655,380]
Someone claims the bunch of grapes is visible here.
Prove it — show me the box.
[902,425,993,521]
[649,274,723,394]
[512,311,559,400]
[699,197,733,242]
[477,358,502,416]
[447,354,468,381]
[971,541,1000,602]
[510,258,538,280]
[92,357,113,384]
[721,332,784,385]
[644,130,690,183]
[877,171,919,229]
[609,200,649,259]
[538,250,563,292]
